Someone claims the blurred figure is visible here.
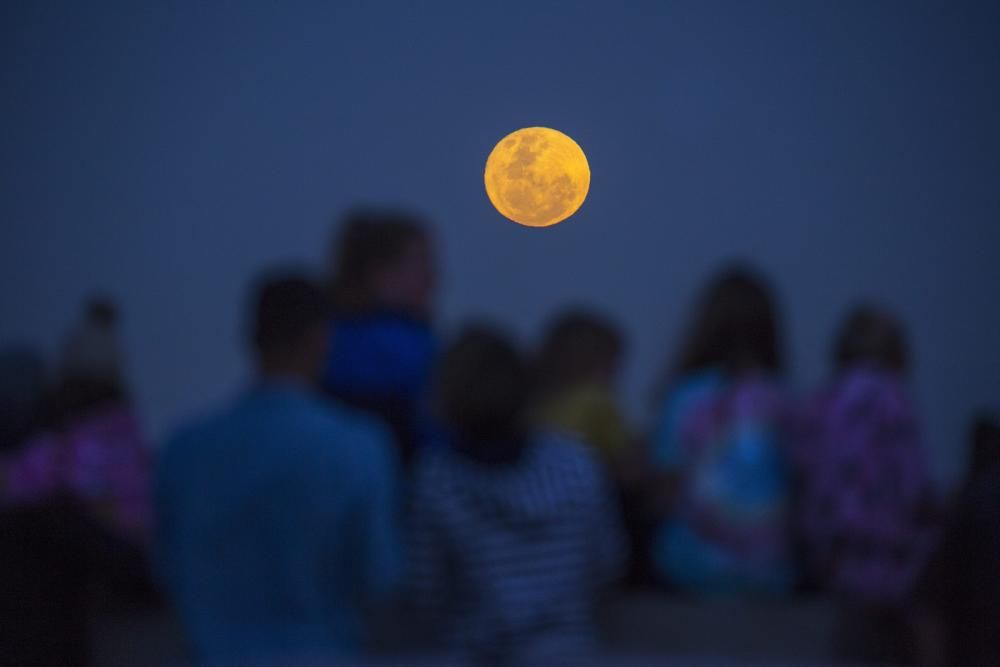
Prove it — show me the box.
[156,273,402,664]
[1,401,151,545]
[54,296,126,418]
[323,208,437,468]
[409,327,625,664]
[794,306,936,663]
[914,413,1000,666]
[2,297,149,545]
[795,306,935,601]
[648,265,795,595]
[534,309,630,462]
[1,302,152,666]
[533,309,658,586]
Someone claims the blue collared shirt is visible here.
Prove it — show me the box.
[155,382,402,664]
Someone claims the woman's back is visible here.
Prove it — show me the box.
[795,368,935,603]
[795,305,936,606]
[409,435,624,663]
[651,372,795,594]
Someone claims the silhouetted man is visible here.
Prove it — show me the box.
[155,273,402,664]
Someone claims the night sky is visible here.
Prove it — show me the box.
[2,1,998,485]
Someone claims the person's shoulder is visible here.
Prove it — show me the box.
[312,391,392,436]
[663,370,724,411]
[564,383,618,416]
[157,406,235,481]
[533,431,605,485]
[827,368,915,423]
[161,403,231,451]
[161,388,276,451]
[293,391,392,446]
[397,450,446,514]
[657,370,726,434]
[298,393,399,472]
[827,367,894,398]
[412,445,455,481]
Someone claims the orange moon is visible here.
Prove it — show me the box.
[484,127,591,228]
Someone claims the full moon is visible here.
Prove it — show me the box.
[484,127,590,228]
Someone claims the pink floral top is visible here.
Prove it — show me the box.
[1,403,151,545]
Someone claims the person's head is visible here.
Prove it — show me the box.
[85,296,118,329]
[833,305,909,375]
[536,309,623,397]
[435,326,530,446]
[60,296,123,398]
[250,272,331,383]
[672,264,783,380]
[328,208,434,317]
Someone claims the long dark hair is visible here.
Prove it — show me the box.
[663,265,783,393]
[327,207,428,314]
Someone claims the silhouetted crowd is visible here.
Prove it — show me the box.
[2,209,998,666]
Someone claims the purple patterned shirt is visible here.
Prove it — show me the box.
[793,369,938,604]
[1,403,151,544]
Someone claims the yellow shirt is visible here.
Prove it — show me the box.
[537,383,631,459]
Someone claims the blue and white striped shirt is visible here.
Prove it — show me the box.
[408,434,625,663]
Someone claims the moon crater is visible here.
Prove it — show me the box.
[484,127,590,227]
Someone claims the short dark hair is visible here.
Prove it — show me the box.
[833,305,909,374]
[251,273,329,355]
[536,309,623,396]
[436,326,529,442]
[328,207,429,312]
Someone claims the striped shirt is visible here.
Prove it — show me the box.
[408,434,625,664]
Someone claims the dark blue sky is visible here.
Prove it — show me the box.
[2,1,998,483]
